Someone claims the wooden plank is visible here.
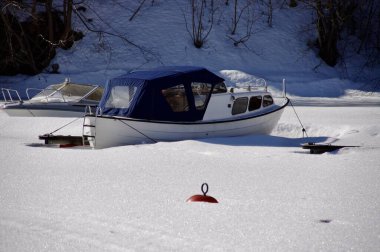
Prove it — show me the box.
[301,142,359,154]
[39,134,89,146]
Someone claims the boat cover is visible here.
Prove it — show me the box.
[99,66,225,121]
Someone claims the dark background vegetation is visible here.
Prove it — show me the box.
[1,0,379,76]
[0,0,81,75]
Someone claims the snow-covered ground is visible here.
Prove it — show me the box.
[1,105,380,251]
[1,0,380,250]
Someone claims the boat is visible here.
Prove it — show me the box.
[1,79,103,117]
[83,66,289,148]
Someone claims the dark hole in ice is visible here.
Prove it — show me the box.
[319,219,332,223]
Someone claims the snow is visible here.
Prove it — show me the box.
[1,0,380,251]
[1,106,380,251]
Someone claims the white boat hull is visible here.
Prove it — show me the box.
[84,99,288,148]
[2,103,96,117]
[3,108,86,117]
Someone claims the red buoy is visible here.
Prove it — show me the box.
[186,183,218,203]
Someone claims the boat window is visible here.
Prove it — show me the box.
[31,83,64,100]
[191,82,212,110]
[263,95,274,107]
[212,82,227,93]
[162,84,189,112]
[248,96,262,111]
[85,87,104,101]
[232,97,248,115]
[105,85,137,108]
[59,84,99,100]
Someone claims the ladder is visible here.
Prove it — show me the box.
[82,106,96,147]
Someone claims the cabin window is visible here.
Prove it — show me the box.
[191,82,212,110]
[105,85,137,108]
[162,84,189,112]
[212,82,227,93]
[248,96,262,111]
[263,95,274,107]
[232,97,248,115]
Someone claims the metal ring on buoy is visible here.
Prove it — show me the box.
[201,183,208,196]
[186,183,218,203]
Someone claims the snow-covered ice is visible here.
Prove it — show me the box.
[1,0,380,250]
[1,105,380,251]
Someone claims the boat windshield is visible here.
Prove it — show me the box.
[59,84,101,101]
[31,83,64,100]
[31,83,102,102]
[84,87,103,101]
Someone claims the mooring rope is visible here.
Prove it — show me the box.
[49,116,83,135]
[118,119,157,143]
[288,99,309,138]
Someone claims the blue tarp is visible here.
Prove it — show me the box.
[99,66,225,122]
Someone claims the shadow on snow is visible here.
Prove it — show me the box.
[198,135,329,147]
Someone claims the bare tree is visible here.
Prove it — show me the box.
[60,0,74,48]
[267,0,273,27]
[356,0,378,55]
[229,0,254,35]
[129,0,147,21]
[289,0,298,7]
[0,0,80,75]
[302,0,357,66]
[231,0,238,34]
[231,0,254,35]
[45,0,54,42]
[73,2,162,64]
[226,0,259,47]
[301,0,380,75]
[0,1,41,74]
[185,0,215,48]
[258,0,278,27]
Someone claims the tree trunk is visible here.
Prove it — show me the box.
[0,12,38,74]
[231,0,238,35]
[31,0,37,16]
[45,0,54,42]
[268,0,273,27]
[315,0,339,66]
[61,0,73,47]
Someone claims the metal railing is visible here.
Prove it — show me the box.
[1,88,22,103]
[233,78,268,92]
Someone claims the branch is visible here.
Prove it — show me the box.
[129,0,147,21]
[73,5,162,64]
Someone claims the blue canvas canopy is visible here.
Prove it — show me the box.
[99,66,225,122]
